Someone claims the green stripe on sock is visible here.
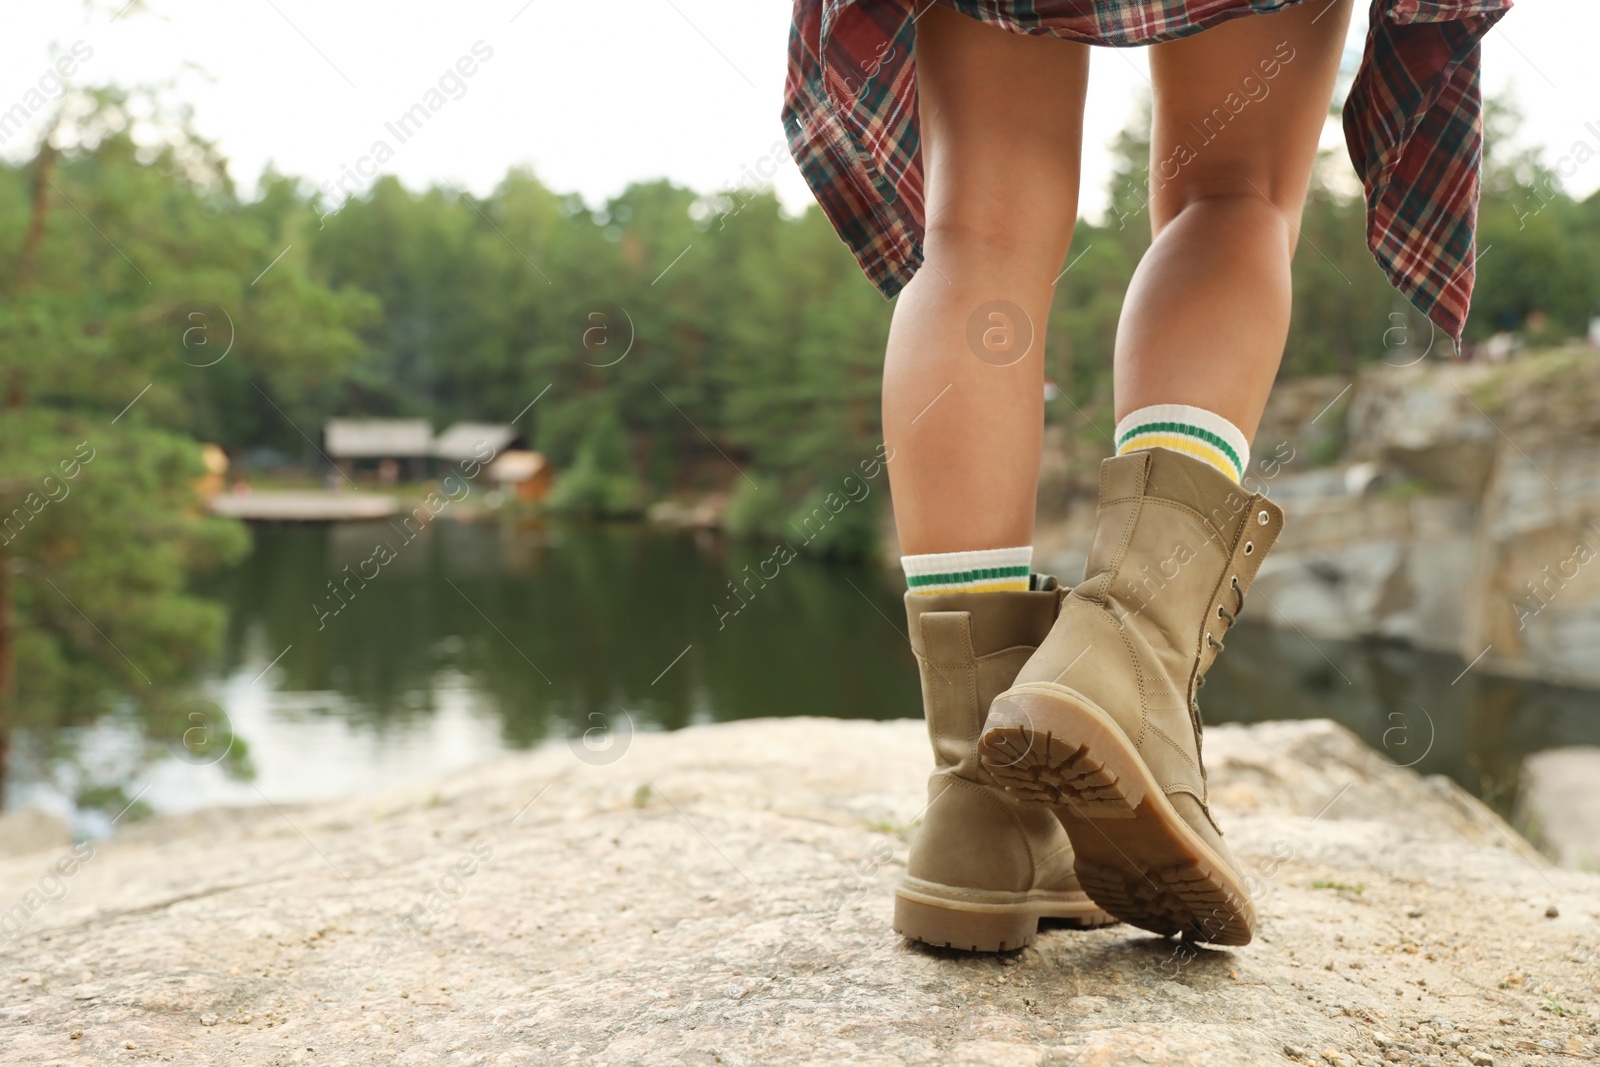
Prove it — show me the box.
[905,565,1031,588]
[1115,420,1243,473]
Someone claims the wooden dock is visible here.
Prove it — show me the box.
[208,491,400,522]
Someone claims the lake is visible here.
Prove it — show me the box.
[12,518,1600,831]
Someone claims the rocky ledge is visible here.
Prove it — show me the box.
[1,718,1597,1066]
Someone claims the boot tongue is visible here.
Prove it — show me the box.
[1141,449,1286,604]
[1074,448,1286,642]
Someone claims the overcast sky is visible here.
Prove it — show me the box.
[1,1,1593,224]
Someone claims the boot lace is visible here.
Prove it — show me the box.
[1196,575,1243,690]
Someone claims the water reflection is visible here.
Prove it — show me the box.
[204,519,922,746]
[1205,624,1600,813]
[21,520,1600,822]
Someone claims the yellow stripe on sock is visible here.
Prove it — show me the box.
[909,578,1030,595]
[1117,434,1240,483]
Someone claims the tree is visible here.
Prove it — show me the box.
[0,85,373,808]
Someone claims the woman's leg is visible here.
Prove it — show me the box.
[884,6,1089,556]
[1115,0,1354,441]
[977,8,1358,947]
[887,11,1105,954]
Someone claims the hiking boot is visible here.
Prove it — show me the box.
[894,581,1114,951]
[979,449,1283,945]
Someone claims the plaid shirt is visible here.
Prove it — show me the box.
[782,0,1512,345]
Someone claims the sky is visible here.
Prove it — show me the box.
[1,0,1595,225]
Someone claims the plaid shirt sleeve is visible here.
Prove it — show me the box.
[782,0,1512,346]
[1343,0,1510,344]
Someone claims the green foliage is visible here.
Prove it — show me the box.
[787,485,882,562]
[1541,995,1583,1016]
[0,411,255,814]
[722,478,792,541]
[0,85,371,806]
[0,88,377,449]
[543,406,645,517]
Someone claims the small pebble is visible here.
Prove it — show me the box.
[69,1031,82,1040]
[1469,1055,1494,1066]
[1406,906,1424,918]
[1545,904,1559,918]
[1285,1045,1305,1059]
[200,1013,218,1026]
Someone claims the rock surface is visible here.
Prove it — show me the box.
[1516,746,1600,872]
[2,717,1598,1066]
[0,807,70,857]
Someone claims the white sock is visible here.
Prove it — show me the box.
[1114,403,1250,483]
[902,546,1033,596]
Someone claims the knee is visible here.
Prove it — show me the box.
[921,196,1076,278]
[1151,180,1300,252]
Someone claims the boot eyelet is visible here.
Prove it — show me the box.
[1257,510,1270,526]
[1244,541,1255,555]
[1216,604,1226,618]
[1230,575,1240,590]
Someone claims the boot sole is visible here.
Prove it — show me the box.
[893,880,1115,953]
[978,684,1257,946]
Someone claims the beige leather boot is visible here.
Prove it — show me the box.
[979,449,1283,946]
[895,582,1113,952]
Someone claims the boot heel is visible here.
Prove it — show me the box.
[981,685,1257,946]
[980,689,1147,818]
[892,895,1040,953]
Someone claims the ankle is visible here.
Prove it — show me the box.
[902,546,1033,596]
[1113,403,1250,484]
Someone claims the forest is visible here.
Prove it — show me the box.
[2,84,1599,805]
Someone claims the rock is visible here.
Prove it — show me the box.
[1545,904,1560,918]
[1514,746,1600,869]
[1345,364,1499,498]
[0,717,1596,1066]
[0,807,71,856]
[1244,355,1600,687]
[1464,443,1600,688]
[1245,467,1484,656]
[1254,536,1413,642]
[1200,719,1522,847]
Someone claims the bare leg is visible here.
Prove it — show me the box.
[1114,0,1354,439]
[884,6,1089,556]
